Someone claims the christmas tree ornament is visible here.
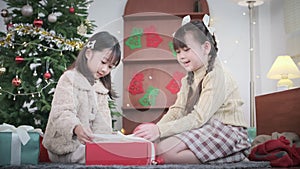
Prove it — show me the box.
[21,4,33,17]
[120,128,126,134]
[33,18,43,27]
[15,55,24,63]
[6,22,13,31]
[44,60,51,80]
[85,19,92,27]
[43,71,51,80]
[69,6,75,13]
[48,13,57,23]
[77,23,87,35]
[0,66,6,75]
[12,76,22,87]
[1,9,9,17]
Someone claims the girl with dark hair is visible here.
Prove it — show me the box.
[134,19,250,164]
[43,31,121,163]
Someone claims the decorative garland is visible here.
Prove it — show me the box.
[0,23,85,52]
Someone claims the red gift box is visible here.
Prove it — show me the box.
[39,136,50,162]
[86,141,155,165]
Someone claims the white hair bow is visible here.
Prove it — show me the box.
[202,14,215,35]
[172,15,191,37]
[181,14,215,35]
[181,15,191,26]
[86,40,96,49]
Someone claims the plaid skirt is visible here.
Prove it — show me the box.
[175,118,251,163]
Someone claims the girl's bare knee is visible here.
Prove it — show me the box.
[155,136,187,163]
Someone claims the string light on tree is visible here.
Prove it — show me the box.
[0,82,55,100]
[33,69,37,76]
[0,66,6,75]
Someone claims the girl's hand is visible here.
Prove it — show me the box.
[133,123,160,142]
[74,125,94,144]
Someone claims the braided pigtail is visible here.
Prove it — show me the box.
[173,18,219,114]
[185,72,194,111]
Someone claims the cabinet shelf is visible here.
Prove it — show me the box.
[124,12,206,21]
[123,47,177,60]
[123,57,178,63]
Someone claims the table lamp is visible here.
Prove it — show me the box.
[267,55,300,90]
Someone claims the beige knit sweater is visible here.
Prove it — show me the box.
[43,69,112,155]
[157,59,248,138]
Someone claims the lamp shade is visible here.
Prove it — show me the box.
[267,55,300,79]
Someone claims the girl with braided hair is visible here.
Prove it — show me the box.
[134,19,251,164]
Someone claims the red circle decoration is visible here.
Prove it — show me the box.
[33,18,43,27]
[12,77,22,87]
[43,72,51,80]
[69,7,75,13]
[15,56,24,64]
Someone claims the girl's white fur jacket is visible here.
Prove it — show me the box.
[43,69,112,155]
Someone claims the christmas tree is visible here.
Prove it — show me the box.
[0,0,96,130]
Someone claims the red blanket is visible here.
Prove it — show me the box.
[249,136,300,167]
